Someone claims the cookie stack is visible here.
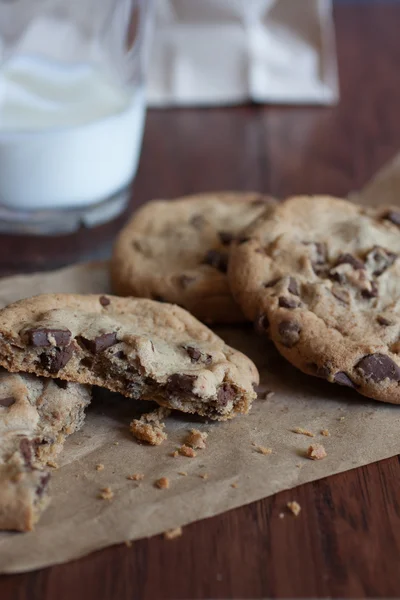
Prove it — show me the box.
[112,192,400,405]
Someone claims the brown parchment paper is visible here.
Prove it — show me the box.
[0,168,400,573]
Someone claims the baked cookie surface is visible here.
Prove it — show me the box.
[0,370,90,531]
[111,192,276,323]
[228,195,400,404]
[0,294,258,420]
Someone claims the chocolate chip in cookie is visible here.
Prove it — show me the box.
[356,353,400,383]
[202,250,228,273]
[26,327,71,348]
[0,396,15,407]
[78,333,118,354]
[40,345,74,374]
[278,320,301,347]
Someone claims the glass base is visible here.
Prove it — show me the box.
[0,186,131,235]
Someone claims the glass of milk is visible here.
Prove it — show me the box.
[0,0,153,233]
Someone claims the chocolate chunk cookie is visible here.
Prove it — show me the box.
[229,195,400,404]
[0,369,90,531]
[0,294,258,420]
[111,192,276,323]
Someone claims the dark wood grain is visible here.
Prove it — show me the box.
[2,1,400,598]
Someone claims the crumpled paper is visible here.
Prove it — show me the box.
[147,0,339,106]
[1,230,400,572]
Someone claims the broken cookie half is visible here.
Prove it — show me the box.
[0,294,259,420]
[0,369,91,531]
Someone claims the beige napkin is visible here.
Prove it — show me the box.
[147,0,339,106]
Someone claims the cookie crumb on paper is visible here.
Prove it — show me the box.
[127,473,144,481]
[287,501,301,516]
[130,407,171,446]
[292,427,314,438]
[185,428,208,449]
[99,487,114,500]
[96,463,104,471]
[46,460,58,469]
[155,477,170,490]
[178,471,188,476]
[179,445,197,458]
[307,443,327,460]
[164,526,182,540]
[321,429,330,437]
[252,443,272,455]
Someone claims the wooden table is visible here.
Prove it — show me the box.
[2,1,400,597]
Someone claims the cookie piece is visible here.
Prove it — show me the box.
[111,192,276,323]
[0,369,90,531]
[229,195,400,404]
[0,294,258,420]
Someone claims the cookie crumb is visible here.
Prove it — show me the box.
[266,391,275,399]
[185,428,208,449]
[127,473,144,481]
[321,429,330,437]
[130,407,171,446]
[46,460,58,469]
[170,450,179,458]
[113,442,119,446]
[253,444,272,455]
[164,526,182,540]
[287,501,301,516]
[125,540,132,548]
[199,473,208,480]
[96,463,105,471]
[339,416,345,422]
[231,482,239,489]
[179,445,197,458]
[307,443,327,460]
[155,477,170,489]
[99,487,114,500]
[292,427,314,437]
[178,471,188,476]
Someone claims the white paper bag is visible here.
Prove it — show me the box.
[147,0,339,107]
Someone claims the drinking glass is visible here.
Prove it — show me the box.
[0,0,153,233]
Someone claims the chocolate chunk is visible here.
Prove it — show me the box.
[331,287,350,305]
[0,397,15,407]
[26,327,71,348]
[40,345,74,374]
[36,473,51,498]
[335,254,364,270]
[356,353,400,383]
[132,239,143,252]
[115,350,126,359]
[288,277,299,296]
[365,246,397,276]
[202,250,228,273]
[361,282,378,299]
[20,438,33,466]
[217,383,236,407]
[99,296,110,307]
[278,320,301,347]
[126,381,144,400]
[236,236,251,245]
[166,373,197,394]
[278,296,299,309]
[179,274,196,288]
[184,345,212,365]
[383,210,400,226]
[334,372,357,388]
[53,379,68,389]
[264,277,281,288]
[377,315,392,326]
[80,357,93,368]
[254,313,269,334]
[218,231,234,245]
[78,333,118,354]
[307,363,331,379]
[190,214,206,229]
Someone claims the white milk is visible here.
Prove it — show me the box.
[0,57,145,210]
